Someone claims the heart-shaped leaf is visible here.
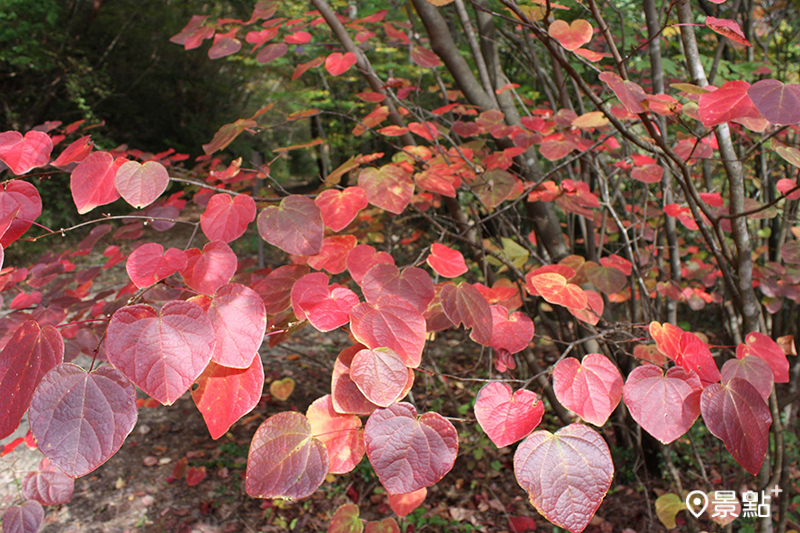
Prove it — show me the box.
[489,305,534,355]
[180,241,238,295]
[347,245,396,286]
[105,301,215,405]
[623,365,703,444]
[410,46,441,67]
[364,402,458,494]
[705,16,751,46]
[332,345,380,416]
[514,424,613,533]
[631,163,663,184]
[270,377,295,401]
[440,282,493,346]
[365,518,400,533]
[700,378,771,475]
[599,72,648,114]
[246,411,328,499]
[52,135,92,168]
[0,130,53,175]
[387,488,427,517]
[361,264,434,314]
[329,503,364,533]
[306,395,365,474]
[70,151,125,214]
[192,356,264,440]
[1,501,44,533]
[0,180,42,247]
[200,193,257,243]
[350,295,426,368]
[474,382,544,448]
[748,79,800,125]
[126,243,187,288]
[721,355,773,402]
[315,187,369,232]
[698,81,761,127]
[207,283,266,368]
[650,322,721,386]
[552,353,623,426]
[737,331,789,383]
[358,165,414,215]
[325,52,358,76]
[548,19,593,51]
[29,364,137,477]
[291,272,360,332]
[257,195,324,256]
[526,272,588,310]
[0,321,63,439]
[426,243,468,278]
[586,264,627,295]
[350,348,411,407]
[114,160,170,209]
[22,458,75,506]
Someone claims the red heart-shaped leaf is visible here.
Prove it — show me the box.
[0,130,53,175]
[698,81,761,127]
[126,243,187,288]
[350,295,426,368]
[114,160,170,209]
[306,395,365,474]
[410,46,441,67]
[207,283,266,368]
[246,411,328,499]
[315,187,369,232]
[489,305,534,355]
[325,51,358,76]
[364,402,458,494]
[737,331,789,383]
[426,243,468,278]
[331,344,380,416]
[291,272,360,332]
[192,356,264,440]
[22,458,75,506]
[548,19,593,51]
[599,72,648,114]
[253,264,309,314]
[350,348,410,407]
[181,241,238,295]
[623,365,703,444]
[105,301,215,405]
[514,424,613,533]
[257,195,324,256]
[553,353,623,426]
[200,193,257,243]
[362,264,434,314]
[650,322,721,386]
[700,379,771,475]
[358,165,414,215]
[347,244,395,285]
[474,382,543,448]
[1,501,44,533]
[70,151,125,214]
[0,321,63,439]
[0,180,42,247]
[29,364,137,477]
[52,135,92,168]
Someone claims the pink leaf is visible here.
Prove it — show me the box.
[489,305,534,355]
[325,52,358,76]
[364,402,458,494]
[105,301,215,405]
[22,458,75,505]
[721,356,773,402]
[623,365,703,444]
[0,180,42,247]
[358,165,414,215]
[698,81,761,127]
[347,244,394,286]
[0,130,53,175]
[737,331,789,383]
[426,243,468,278]
[410,46,441,68]
[114,160,170,209]
[186,466,207,486]
[514,424,613,533]
[253,264,310,315]
[306,395,365,474]
[291,272,360,332]
[440,282,494,346]
[1,501,44,533]
[474,382,543,448]
[180,241,238,295]
[207,283,267,368]
[126,243,187,288]
[200,193,257,243]
[552,354,623,426]
[599,72,648,114]
[350,348,411,407]
[748,79,800,126]
[350,296,426,368]
[246,412,328,499]
[257,195,324,256]
[29,364,137,477]
[70,151,124,214]
[705,16,751,46]
[548,19,593,51]
[315,187,369,232]
[387,488,426,517]
[361,264,434,314]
